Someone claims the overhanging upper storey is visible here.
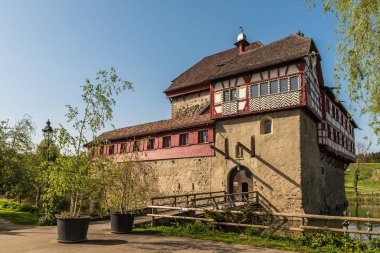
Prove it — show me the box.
[208,33,323,121]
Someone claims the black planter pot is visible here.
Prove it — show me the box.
[110,213,134,234]
[57,216,90,243]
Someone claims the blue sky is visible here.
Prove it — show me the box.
[0,0,377,151]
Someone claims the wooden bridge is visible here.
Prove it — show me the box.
[148,190,380,238]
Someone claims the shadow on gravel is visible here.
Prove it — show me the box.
[84,239,128,245]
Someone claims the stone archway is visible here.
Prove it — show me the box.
[227,166,254,200]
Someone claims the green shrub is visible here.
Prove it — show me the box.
[296,232,367,252]
[368,238,380,251]
[18,203,37,213]
[0,199,19,210]
[245,227,264,236]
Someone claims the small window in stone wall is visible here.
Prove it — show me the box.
[235,144,243,158]
[260,118,272,135]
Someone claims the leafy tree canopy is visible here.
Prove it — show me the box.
[309,0,379,141]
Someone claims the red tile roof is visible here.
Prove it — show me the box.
[164,42,263,93]
[98,114,214,142]
[165,33,314,93]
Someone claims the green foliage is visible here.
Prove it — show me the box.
[309,0,380,141]
[103,158,156,214]
[205,204,277,225]
[136,224,380,253]
[0,115,38,202]
[44,68,132,218]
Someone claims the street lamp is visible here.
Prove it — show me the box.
[42,119,53,161]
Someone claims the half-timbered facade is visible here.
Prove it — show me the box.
[95,31,357,215]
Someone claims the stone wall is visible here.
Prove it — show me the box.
[171,90,210,118]
[212,110,303,213]
[300,111,346,215]
[135,108,346,215]
[142,157,216,196]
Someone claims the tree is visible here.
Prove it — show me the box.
[46,68,132,217]
[0,115,36,203]
[353,141,371,197]
[309,0,380,141]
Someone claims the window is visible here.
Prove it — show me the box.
[235,144,243,158]
[290,76,298,90]
[270,80,278,94]
[147,138,155,150]
[133,141,140,152]
[163,136,171,148]
[198,130,209,143]
[280,78,288,92]
[230,88,237,101]
[261,118,272,134]
[120,143,127,153]
[260,82,269,96]
[223,90,230,102]
[108,145,114,155]
[223,88,237,102]
[321,166,325,175]
[180,133,189,146]
[250,84,259,98]
[264,120,272,134]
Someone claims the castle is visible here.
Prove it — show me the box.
[97,31,357,214]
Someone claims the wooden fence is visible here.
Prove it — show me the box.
[147,205,380,236]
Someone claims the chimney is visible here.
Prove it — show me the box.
[234,26,249,55]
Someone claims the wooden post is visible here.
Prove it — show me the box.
[151,199,156,227]
[186,195,189,207]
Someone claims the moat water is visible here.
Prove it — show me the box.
[346,200,380,240]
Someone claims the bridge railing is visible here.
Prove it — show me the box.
[151,190,226,207]
[191,191,258,209]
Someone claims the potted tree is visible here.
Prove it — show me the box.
[45,68,132,243]
[105,157,155,234]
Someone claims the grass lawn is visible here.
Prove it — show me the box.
[135,225,314,252]
[0,199,39,226]
[134,224,378,253]
[0,208,39,225]
[345,163,380,199]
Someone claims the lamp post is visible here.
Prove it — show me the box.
[42,119,53,162]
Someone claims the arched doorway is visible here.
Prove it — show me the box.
[228,166,254,201]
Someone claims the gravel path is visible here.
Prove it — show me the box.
[0,221,295,253]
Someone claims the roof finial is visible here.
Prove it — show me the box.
[239,26,244,34]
